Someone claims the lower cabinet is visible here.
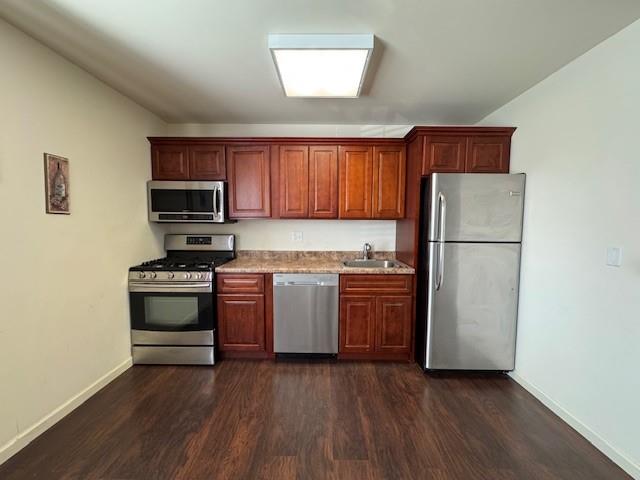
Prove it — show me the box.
[217,294,265,351]
[339,275,413,360]
[216,273,270,357]
[216,272,413,361]
[339,296,375,353]
[375,296,412,353]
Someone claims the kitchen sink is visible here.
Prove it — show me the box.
[342,259,400,268]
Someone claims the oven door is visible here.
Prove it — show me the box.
[147,180,225,223]
[129,282,214,346]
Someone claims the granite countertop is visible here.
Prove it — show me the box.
[215,251,415,275]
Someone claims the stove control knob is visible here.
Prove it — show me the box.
[167,272,174,279]
[195,273,202,279]
[185,272,192,280]
[148,272,157,279]
[138,272,146,279]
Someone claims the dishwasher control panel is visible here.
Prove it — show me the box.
[273,273,339,287]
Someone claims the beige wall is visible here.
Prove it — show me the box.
[163,220,397,252]
[0,20,166,462]
[166,123,412,138]
[479,19,640,478]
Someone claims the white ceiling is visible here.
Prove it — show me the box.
[2,0,640,125]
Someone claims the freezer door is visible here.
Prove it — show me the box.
[428,173,525,242]
[425,242,520,370]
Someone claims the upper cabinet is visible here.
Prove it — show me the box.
[189,145,226,179]
[151,144,190,180]
[423,135,466,174]
[151,143,225,180]
[372,146,405,219]
[420,129,514,175]
[277,144,339,219]
[278,145,310,218]
[339,145,373,219]
[148,128,511,223]
[308,146,338,219]
[339,144,405,219]
[227,145,271,218]
[466,136,510,173]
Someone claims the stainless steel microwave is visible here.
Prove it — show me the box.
[147,181,229,223]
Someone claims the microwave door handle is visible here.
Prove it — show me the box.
[212,186,219,218]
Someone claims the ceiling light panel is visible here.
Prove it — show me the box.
[268,34,374,98]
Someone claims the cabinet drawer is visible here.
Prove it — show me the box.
[340,274,413,295]
[217,274,265,294]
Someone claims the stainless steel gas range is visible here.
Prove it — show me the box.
[128,234,235,365]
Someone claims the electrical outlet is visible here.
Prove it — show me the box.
[606,246,622,267]
[291,231,304,242]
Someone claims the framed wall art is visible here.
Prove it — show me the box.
[44,153,70,214]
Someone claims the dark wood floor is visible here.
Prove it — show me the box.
[0,361,629,480]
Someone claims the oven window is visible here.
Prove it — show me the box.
[144,296,199,327]
[150,189,214,212]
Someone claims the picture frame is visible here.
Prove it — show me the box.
[44,153,70,214]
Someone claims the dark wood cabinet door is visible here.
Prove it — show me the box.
[372,146,405,219]
[375,296,412,353]
[466,136,511,173]
[227,145,271,218]
[151,144,189,180]
[278,145,309,218]
[338,145,373,219]
[217,294,265,351]
[339,296,375,353]
[308,145,338,218]
[189,145,226,180]
[422,135,466,174]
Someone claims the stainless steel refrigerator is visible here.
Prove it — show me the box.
[416,173,526,371]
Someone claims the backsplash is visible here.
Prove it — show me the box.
[162,219,397,251]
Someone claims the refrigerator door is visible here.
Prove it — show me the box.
[425,241,520,370]
[428,173,525,242]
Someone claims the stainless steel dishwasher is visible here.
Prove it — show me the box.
[273,274,339,354]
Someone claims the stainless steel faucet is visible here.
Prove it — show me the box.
[362,243,372,260]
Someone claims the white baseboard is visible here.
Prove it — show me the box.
[509,372,639,479]
[0,357,132,466]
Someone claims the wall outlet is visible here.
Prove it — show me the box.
[606,246,622,267]
[291,231,304,242]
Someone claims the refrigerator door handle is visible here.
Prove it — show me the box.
[438,192,447,241]
[435,193,446,290]
[435,242,445,290]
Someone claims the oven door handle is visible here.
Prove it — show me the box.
[129,282,212,293]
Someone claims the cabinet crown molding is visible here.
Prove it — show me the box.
[149,126,516,147]
[403,126,516,143]
[148,136,406,146]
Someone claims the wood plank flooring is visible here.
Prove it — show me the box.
[0,360,629,479]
